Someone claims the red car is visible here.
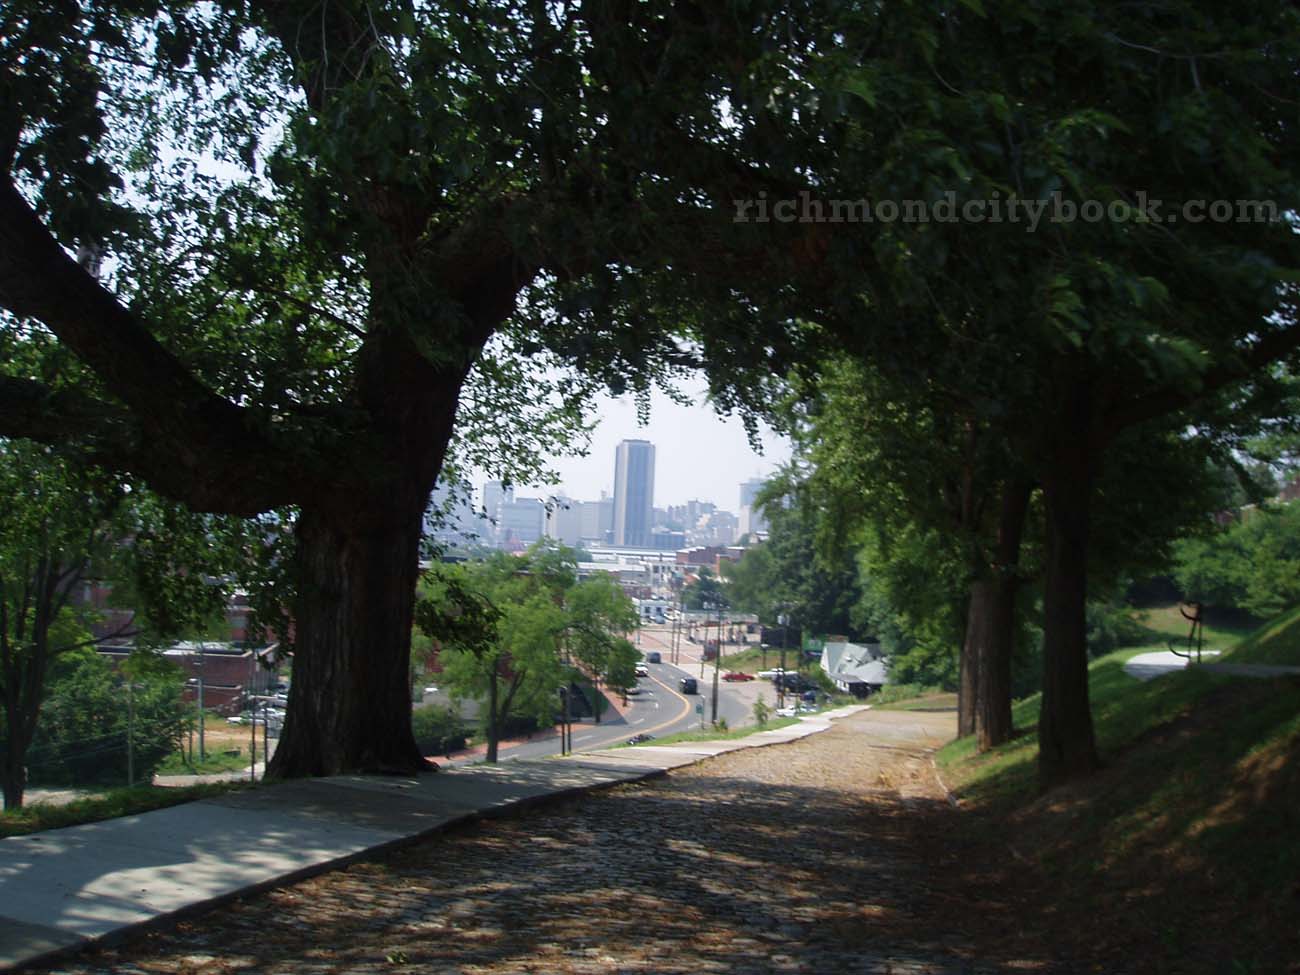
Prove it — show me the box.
[722,671,755,682]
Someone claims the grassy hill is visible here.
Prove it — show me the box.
[1221,603,1300,666]
[932,607,1300,972]
[1123,601,1260,656]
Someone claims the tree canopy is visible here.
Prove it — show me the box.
[415,543,637,761]
[3,0,1297,789]
[1,0,827,776]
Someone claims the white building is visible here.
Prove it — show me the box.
[820,641,889,697]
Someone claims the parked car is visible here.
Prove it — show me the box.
[757,668,790,680]
[722,671,754,682]
[778,674,813,692]
[679,677,698,694]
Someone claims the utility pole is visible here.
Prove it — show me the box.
[670,597,679,664]
[197,642,206,761]
[778,612,789,712]
[710,600,723,727]
[565,683,573,754]
[699,609,708,680]
[248,655,257,782]
[250,697,257,781]
[676,594,684,664]
[126,683,135,788]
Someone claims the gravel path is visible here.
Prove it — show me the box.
[32,708,1035,975]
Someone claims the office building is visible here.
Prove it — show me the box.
[545,497,584,547]
[498,497,545,547]
[739,477,769,537]
[612,439,655,548]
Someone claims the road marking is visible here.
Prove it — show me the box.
[636,672,694,737]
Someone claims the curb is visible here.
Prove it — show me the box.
[930,756,960,808]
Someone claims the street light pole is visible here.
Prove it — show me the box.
[710,599,723,727]
[778,613,789,711]
[699,602,709,680]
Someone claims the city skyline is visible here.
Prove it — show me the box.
[525,380,791,507]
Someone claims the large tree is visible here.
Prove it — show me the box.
[0,1,819,777]
[705,0,1300,784]
[416,543,633,760]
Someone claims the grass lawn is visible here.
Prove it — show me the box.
[155,747,256,776]
[873,685,954,709]
[157,712,270,775]
[624,716,801,747]
[1,782,252,838]
[1122,601,1259,655]
[716,645,815,673]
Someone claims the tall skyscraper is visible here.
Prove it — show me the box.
[612,439,655,547]
[481,480,514,547]
[739,477,769,537]
[739,478,766,510]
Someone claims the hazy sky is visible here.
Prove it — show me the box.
[528,378,792,510]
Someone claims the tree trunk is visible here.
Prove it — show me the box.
[958,593,978,738]
[1038,417,1100,788]
[485,664,500,764]
[976,478,1032,750]
[2,622,49,811]
[267,492,432,778]
[3,721,28,810]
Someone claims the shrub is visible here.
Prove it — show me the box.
[410,705,467,755]
[22,653,186,787]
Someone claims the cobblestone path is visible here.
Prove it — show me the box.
[38,709,1027,975]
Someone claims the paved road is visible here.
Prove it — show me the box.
[481,628,784,764]
[30,708,1008,975]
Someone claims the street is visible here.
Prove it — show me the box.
[462,622,782,764]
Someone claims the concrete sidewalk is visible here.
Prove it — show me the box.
[0,706,869,972]
[1123,650,1300,682]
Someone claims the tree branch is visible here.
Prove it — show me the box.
[0,181,341,512]
[0,376,300,514]
[1101,316,1300,441]
[0,181,245,432]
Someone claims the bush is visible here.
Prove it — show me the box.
[410,705,467,755]
[23,653,186,788]
[809,668,837,694]
[870,683,946,705]
[1086,597,1148,658]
